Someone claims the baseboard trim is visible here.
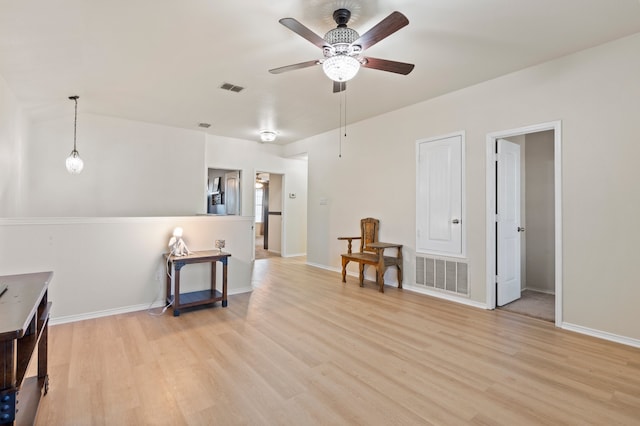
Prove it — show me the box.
[50,287,253,326]
[523,287,555,295]
[306,262,340,273]
[405,285,488,310]
[282,253,306,258]
[562,322,640,348]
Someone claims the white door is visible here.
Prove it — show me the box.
[497,139,522,306]
[416,134,463,256]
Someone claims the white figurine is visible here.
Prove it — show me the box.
[168,227,191,256]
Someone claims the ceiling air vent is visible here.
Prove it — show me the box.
[198,123,211,128]
[219,82,245,93]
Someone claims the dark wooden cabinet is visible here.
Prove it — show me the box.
[0,272,52,425]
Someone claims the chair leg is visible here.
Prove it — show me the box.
[359,264,365,287]
[378,269,385,293]
[377,252,385,293]
[397,264,403,289]
[341,258,349,283]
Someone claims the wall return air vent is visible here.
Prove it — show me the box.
[415,255,468,296]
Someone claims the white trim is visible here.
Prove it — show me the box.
[562,323,640,349]
[404,285,488,310]
[50,287,253,326]
[485,121,563,327]
[415,130,466,258]
[282,252,306,258]
[523,287,555,295]
[306,262,340,273]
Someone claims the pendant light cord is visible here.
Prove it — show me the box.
[69,95,79,153]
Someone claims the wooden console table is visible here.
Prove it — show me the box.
[164,250,231,316]
[0,271,52,426]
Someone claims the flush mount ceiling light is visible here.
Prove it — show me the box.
[259,130,277,143]
[65,95,84,174]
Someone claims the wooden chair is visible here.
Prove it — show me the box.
[338,218,403,292]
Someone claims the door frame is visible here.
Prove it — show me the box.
[485,121,563,326]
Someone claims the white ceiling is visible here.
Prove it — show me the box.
[2,0,640,145]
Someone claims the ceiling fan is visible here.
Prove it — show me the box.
[269,8,415,93]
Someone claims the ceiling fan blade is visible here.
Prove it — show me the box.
[269,60,320,74]
[333,81,346,93]
[362,57,415,75]
[352,11,409,50]
[279,18,328,49]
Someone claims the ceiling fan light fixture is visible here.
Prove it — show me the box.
[259,130,277,143]
[324,27,359,45]
[323,55,360,82]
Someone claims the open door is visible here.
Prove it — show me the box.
[497,139,522,306]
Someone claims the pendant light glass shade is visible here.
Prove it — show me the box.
[322,55,360,82]
[66,95,84,174]
[66,150,84,174]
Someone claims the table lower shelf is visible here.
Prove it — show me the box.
[168,289,227,316]
[14,375,47,425]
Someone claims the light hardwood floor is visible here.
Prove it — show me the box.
[37,257,640,425]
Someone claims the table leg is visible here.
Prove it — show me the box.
[221,256,228,307]
[173,265,181,316]
[165,264,171,305]
[397,246,403,289]
[211,261,217,301]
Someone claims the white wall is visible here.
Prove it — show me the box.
[21,114,206,217]
[0,216,254,322]
[289,33,640,341]
[205,135,308,257]
[0,75,26,216]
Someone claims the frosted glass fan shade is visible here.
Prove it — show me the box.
[65,150,84,174]
[322,55,360,82]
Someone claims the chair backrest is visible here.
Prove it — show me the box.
[359,218,379,254]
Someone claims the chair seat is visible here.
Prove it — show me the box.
[341,252,399,267]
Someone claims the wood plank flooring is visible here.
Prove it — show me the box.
[36,256,640,425]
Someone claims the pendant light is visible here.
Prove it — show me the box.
[65,95,84,174]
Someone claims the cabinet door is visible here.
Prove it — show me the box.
[416,134,464,256]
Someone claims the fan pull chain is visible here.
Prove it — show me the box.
[344,89,347,139]
[338,87,349,158]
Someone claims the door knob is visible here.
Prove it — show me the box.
[517,226,525,232]
[452,218,460,224]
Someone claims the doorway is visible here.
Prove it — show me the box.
[486,121,563,326]
[255,172,283,260]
